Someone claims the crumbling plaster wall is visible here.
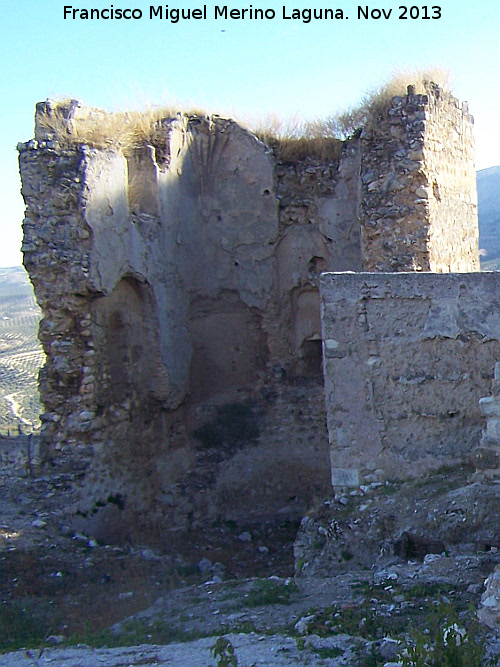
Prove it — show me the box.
[321,272,500,489]
[19,105,360,531]
[18,82,480,535]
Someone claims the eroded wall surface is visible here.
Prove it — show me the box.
[18,107,362,534]
[321,272,500,488]
[18,83,481,537]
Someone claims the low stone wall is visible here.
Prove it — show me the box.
[320,272,500,489]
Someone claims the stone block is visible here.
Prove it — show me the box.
[331,467,359,488]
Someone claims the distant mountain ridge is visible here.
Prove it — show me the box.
[478,165,500,269]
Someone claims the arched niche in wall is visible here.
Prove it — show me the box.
[91,275,170,407]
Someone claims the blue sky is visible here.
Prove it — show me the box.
[1,0,499,266]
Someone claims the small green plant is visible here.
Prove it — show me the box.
[356,645,387,667]
[245,579,298,607]
[212,636,238,667]
[398,603,488,667]
[0,601,51,652]
[314,645,344,659]
[193,403,259,450]
[296,636,306,651]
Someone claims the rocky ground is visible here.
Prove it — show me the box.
[3,437,500,665]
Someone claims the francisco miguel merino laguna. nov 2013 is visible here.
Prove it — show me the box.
[63,5,443,20]
[63,5,348,21]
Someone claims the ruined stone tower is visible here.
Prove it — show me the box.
[359,82,478,272]
[18,81,479,537]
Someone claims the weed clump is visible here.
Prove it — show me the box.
[398,603,488,667]
[193,403,259,450]
[212,636,238,667]
[245,578,298,607]
[36,99,208,153]
[252,67,452,161]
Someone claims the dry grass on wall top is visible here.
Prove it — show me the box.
[249,113,345,163]
[250,67,454,152]
[354,66,454,131]
[286,67,454,142]
[36,102,183,152]
[244,67,453,161]
[36,68,453,159]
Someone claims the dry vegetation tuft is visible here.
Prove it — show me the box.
[249,67,453,160]
[37,68,453,160]
[332,66,453,135]
[37,102,189,152]
[251,114,344,163]
[356,66,454,131]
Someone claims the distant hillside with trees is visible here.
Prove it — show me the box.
[478,165,500,270]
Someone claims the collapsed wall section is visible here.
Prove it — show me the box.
[359,82,479,272]
[321,272,500,488]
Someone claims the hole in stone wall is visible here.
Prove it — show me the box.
[92,276,170,407]
[394,532,446,561]
[433,180,441,201]
[298,339,323,377]
[291,288,323,377]
[308,255,327,275]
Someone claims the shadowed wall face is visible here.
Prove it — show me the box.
[92,277,170,407]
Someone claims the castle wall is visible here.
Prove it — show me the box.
[321,272,500,489]
[423,88,478,271]
[359,83,479,272]
[18,105,361,534]
[18,83,481,539]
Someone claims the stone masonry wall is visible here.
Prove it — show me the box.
[359,82,479,272]
[19,141,97,455]
[18,83,480,538]
[423,88,478,271]
[320,272,500,490]
[18,103,363,534]
[477,362,500,479]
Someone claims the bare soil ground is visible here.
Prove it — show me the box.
[0,435,300,651]
[3,437,500,666]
